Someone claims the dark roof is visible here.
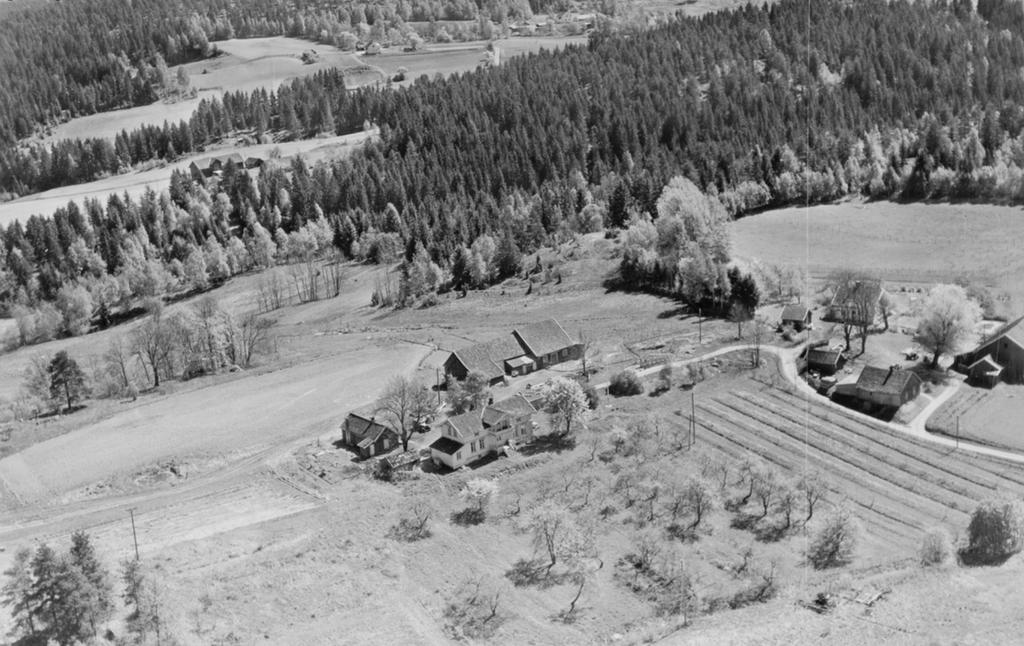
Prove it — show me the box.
[446,411,485,439]
[430,436,464,455]
[345,413,392,443]
[856,365,920,395]
[807,348,842,366]
[977,315,1024,354]
[449,335,525,381]
[384,452,419,468]
[781,303,810,321]
[831,280,883,310]
[513,319,575,357]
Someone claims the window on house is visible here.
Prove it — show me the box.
[456,451,462,460]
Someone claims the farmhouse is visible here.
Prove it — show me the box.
[955,315,1024,384]
[852,365,923,409]
[341,413,399,459]
[428,394,536,469]
[807,347,843,375]
[188,153,246,181]
[824,279,884,325]
[780,303,812,331]
[444,319,580,385]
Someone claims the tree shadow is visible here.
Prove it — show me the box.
[505,559,556,588]
[729,512,763,532]
[517,433,576,456]
[958,548,1016,567]
[666,523,704,543]
[753,522,793,543]
[450,507,486,527]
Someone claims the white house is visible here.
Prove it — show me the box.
[429,394,536,469]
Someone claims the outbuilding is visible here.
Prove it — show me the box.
[780,303,812,331]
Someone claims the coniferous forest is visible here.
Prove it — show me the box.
[3,0,1024,343]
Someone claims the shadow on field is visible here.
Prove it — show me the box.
[518,433,576,456]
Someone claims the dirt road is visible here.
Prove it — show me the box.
[0,341,427,505]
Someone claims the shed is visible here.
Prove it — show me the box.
[341,413,398,459]
[780,303,812,331]
[853,365,922,409]
[807,348,843,375]
[968,355,1003,388]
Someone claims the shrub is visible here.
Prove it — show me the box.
[583,385,600,410]
[609,370,644,396]
[963,499,1024,564]
[919,527,952,566]
[807,506,859,569]
[389,497,434,541]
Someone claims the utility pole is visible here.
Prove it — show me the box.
[435,368,441,406]
[690,391,696,447]
[698,308,703,344]
[128,508,139,561]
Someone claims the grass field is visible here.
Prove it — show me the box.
[0,129,377,227]
[732,200,1024,307]
[927,384,1024,453]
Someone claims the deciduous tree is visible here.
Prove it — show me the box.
[375,375,435,452]
[915,283,983,368]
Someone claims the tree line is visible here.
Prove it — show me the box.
[8,0,1024,333]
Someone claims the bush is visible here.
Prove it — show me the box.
[962,499,1024,564]
[919,527,952,566]
[609,370,644,396]
[807,506,859,569]
[583,385,600,410]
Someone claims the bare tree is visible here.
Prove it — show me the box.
[753,467,778,518]
[526,500,594,574]
[577,329,601,381]
[375,375,435,452]
[227,312,273,368]
[750,315,772,367]
[797,471,828,522]
[827,270,880,354]
[322,259,344,298]
[776,480,798,530]
[131,302,176,389]
[104,336,135,395]
[256,269,288,312]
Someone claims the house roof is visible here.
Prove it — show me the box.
[969,355,1003,374]
[781,303,810,321]
[807,348,842,366]
[345,413,392,442]
[976,315,1024,354]
[513,319,575,357]
[856,365,920,395]
[505,355,535,369]
[446,411,485,439]
[430,436,464,455]
[489,393,536,417]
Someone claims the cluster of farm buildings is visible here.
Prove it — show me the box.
[339,319,581,472]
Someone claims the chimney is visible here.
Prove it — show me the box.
[885,365,896,384]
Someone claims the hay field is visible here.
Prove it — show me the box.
[732,200,1024,299]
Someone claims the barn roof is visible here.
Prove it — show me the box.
[977,315,1024,354]
[856,365,920,395]
[781,303,810,321]
[430,436,464,455]
[449,335,523,381]
[513,319,575,357]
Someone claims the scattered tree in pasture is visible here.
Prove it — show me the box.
[608,369,644,396]
[526,500,595,574]
[48,351,88,412]
[963,499,1024,564]
[807,505,860,569]
[915,283,983,368]
[775,480,799,530]
[919,527,953,566]
[456,479,500,525]
[443,576,505,640]
[681,476,716,530]
[797,471,828,522]
[542,377,590,437]
[122,558,167,644]
[390,495,436,541]
[375,375,435,452]
[21,353,55,415]
[752,467,778,519]
[132,302,174,389]
[228,312,273,368]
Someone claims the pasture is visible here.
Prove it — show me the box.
[732,200,1024,305]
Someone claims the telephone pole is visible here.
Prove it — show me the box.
[128,508,140,560]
